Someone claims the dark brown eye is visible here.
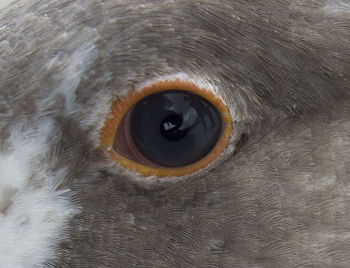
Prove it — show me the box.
[100,79,232,177]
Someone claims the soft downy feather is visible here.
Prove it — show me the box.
[0,0,350,267]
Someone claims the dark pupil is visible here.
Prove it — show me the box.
[160,113,187,141]
[130,90,222,167]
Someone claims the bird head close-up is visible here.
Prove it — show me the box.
[0,0,349,267]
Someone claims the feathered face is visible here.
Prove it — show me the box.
[0,0,350,267]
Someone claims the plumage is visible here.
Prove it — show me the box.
[0,0,350,267]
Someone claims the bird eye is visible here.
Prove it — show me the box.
[100,79,232,177]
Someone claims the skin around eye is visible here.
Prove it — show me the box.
[100,78,233,177]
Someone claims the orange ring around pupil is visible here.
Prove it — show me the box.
[100,79,233,177]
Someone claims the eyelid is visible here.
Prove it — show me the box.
[100,78,233,177]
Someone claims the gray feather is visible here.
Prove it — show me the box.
[0,0,350,267]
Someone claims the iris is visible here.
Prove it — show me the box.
[130,90,222,167]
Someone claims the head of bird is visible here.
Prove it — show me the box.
[0,0,350,267]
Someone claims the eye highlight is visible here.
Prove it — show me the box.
[100,79,232,177]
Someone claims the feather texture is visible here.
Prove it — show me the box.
[0,0,349,267]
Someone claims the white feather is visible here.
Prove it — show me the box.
[0,124,78,267]
[323,0,350,14]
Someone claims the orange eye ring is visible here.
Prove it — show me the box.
[100,78,233,177]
